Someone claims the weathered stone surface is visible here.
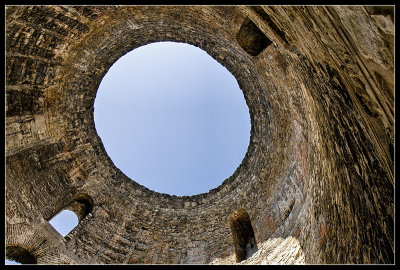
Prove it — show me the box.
[5,5,394,264]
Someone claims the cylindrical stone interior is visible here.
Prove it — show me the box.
[6,6,394,265]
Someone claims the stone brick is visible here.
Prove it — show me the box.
[5,5,394,265]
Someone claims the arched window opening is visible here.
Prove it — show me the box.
[47,194,93,237]
[6,246,37,264]
[229,208,258,262]
[65,195,93,222]
[49,209,79,237]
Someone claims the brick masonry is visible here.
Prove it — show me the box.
[5,6,394,264]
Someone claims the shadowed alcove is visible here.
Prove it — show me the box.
[6,246,37,264]
[229,209,258,262]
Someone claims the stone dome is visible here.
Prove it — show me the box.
[5,5,394,264]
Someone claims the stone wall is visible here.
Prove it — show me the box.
[5,6,394,264]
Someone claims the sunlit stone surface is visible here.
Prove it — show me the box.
[6,6,393,264]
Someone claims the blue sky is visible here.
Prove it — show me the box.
[6,42,250,264]
[94,41,250,196]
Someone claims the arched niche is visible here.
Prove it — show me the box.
[6,246,37,264]
[229,208,258,262]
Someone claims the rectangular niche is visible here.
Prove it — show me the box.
[236,17,272,56]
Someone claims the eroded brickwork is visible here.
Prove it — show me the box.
[6,6,394,264]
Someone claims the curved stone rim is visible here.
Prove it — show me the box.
[51,8,283,201]
[93,41,255,196]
